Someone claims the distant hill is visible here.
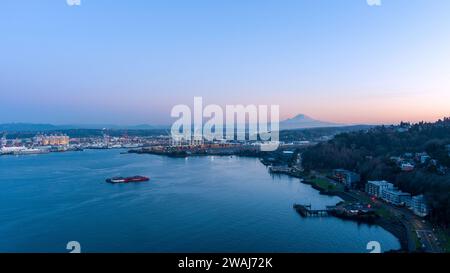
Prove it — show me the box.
[279,124,375,141]
[280,114,343,130]
[301,117,450,224]
[59,124,169,130]
[1,115,354,132]
[0,123,169,132]
[0,123,59,132]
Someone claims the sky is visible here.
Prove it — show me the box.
[1,0,450,125]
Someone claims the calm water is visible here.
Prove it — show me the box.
[0,149,400,253]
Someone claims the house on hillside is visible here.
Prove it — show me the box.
[415,152,430,164]
[401,162,415,172]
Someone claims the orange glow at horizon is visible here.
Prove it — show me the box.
[279,90,450,125]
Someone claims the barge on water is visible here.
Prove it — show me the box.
[106,176,150,184]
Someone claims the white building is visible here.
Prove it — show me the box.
[366,180,394,198]
[34,134,70,146]
[401,163,415,172]
[0,136,6,148]
[381,188,412,206]
[410,195,429,217]
[366,181,430,217]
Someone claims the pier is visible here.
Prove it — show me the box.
[268,166,292,175]
[293,204,337,217]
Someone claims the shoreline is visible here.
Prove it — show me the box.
[132,151,409,252]
[293,177,409,252]
[267,166,408,252]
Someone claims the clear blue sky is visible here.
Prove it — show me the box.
[1,0,450,125]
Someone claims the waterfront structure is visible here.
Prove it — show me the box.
[366,180,394,198]
[366,181,429,217]
[410,195,429,217]
[0,146,26,155]
[0,135,6,148]
[170,137,205,146]
[34,134,70,146]
[332,169,360,188]
[381,188,412,206]
[13,148,49,155]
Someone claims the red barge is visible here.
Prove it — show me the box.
[106,176,150,184]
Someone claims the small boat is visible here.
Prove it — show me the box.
[106,176,150,184]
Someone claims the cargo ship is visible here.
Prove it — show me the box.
[106,176,150,184]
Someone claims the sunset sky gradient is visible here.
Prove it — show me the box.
[1,0,449,125]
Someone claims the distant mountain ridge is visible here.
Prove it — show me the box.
[280,114,344,130]
[0,123,169,132]
[0,123,59,132]
[1,114,348,132]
